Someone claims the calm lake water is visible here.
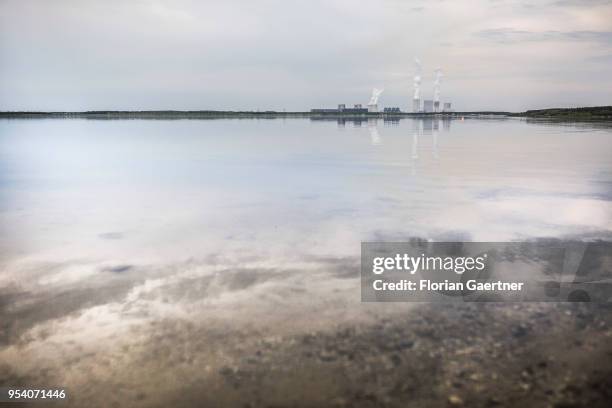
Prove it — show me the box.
[1,118,611,265]
[1,117,612,406]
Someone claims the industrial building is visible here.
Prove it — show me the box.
[341,104,367,113]
[423,100,434,113]
[383,107,401,113]
[310,103,368,114]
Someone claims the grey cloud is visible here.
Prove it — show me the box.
[553,0,612,6]
[587,54,612,63]
[1,0,611,111]
[476,28,612,44]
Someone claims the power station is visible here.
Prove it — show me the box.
[411,60,452,113]
[311,57,453,114]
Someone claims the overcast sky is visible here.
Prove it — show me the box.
[1,0,611,112]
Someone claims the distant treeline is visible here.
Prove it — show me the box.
[0,110,508,119]
[514,106,612,120]
[1,106,611,120]
[0,110,313,119]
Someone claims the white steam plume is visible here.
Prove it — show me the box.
[369,88,384,105]
[433,68,443,102]
[413,58,422,100]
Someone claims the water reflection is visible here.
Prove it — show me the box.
[368,119,381,146]
[1,117,610,265]
[0,117,611,406]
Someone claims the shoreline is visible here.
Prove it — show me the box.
[0,111,506,120]
[1,106,610,121]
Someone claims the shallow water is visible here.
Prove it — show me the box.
[1,117,611,406]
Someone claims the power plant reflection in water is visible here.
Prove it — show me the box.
[309,117,451,174]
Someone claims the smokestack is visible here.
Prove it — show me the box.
[433,68,443,112]
[368,88,384,113]
[413,58,422,112]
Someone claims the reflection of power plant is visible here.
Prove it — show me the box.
[412,120,419,160]
[409,117,451,174]
[368,119,381,145]
[311,117,453,169]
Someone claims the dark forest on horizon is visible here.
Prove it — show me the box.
[1,106,611,120]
